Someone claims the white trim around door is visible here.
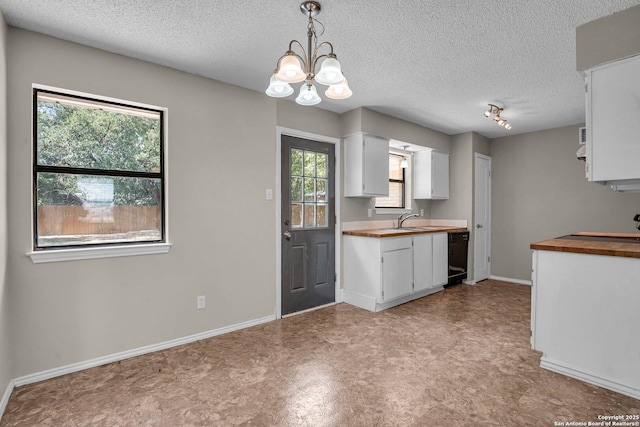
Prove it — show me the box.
[275,127,341,319]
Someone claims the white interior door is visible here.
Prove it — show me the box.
[474,153,491,282]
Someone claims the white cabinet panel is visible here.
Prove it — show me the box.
[587,54,640,184]
[344,133,389,197]
[382,246,413,301]
[414,150,449,199]
[413,234,433,292]
[432,233,448,286]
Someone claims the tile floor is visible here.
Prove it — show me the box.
[1,280,638,426]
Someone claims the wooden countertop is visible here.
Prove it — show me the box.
[343,226,467,238]
[530,232,640,259]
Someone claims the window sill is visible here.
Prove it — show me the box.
[374,208,412,215]
[27,242,172,264]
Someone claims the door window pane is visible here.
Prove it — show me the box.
[304,151,316,176]
[317,153,327,178]
[317,204,327,227]
[317,179,327,202]
[291,177,303,202]
[304,204,316,228]
[291,203,303,228]
[291,149,303,176]
[290,147,330,229]
[304,178,316,203]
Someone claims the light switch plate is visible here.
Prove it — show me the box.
[197,295,205,310]
[266,189,273,200]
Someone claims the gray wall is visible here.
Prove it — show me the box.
[491,124,640,281]
[576,4,640,71]
[7,28,279,377]
[276,99,341,139]
[0,9,12,401]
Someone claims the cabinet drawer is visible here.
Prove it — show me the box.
[381,237,412,252]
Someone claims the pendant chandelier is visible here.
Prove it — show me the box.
[265,1,352,106]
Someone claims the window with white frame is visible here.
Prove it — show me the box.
[33,88,166,250]
[375,153,406,209]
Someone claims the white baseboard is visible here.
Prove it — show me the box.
[1,379,15,421]
[13,314,276,388]
[540,356,640,400]
[489,275,532,286]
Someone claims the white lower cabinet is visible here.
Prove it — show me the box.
[343,233,448,312]
[381,237,414,301]
[413,234,433,292]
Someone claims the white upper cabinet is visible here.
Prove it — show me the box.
[344,133,389,197]
[413,150,449,199]
[586,54,640,185]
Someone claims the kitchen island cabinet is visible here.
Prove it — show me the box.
[530,233,640,399]
[343,231,449,312]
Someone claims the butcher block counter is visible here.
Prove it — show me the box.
[530,232,640,258]
[530,231,640,400]
[343,225,466,238]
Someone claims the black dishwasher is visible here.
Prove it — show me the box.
[447,231,469,286]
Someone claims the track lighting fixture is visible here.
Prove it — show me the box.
[265,1,353,106]
[484,104,512,130]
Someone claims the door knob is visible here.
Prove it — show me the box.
[476,224,483,229]
[283,231,291,240]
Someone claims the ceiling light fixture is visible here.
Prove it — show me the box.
[265,1,352,106]
[400,145,409,168]
[484,103,512,130]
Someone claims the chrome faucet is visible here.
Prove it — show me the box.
[397,212,420,228]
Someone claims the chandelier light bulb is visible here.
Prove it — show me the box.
[504,123,512,130]
[276,54,306,83]
[314,56,345,85]
[295,83,321,106]
[265,73,294,97]
[484,109,492,117]
[325,78,352,100]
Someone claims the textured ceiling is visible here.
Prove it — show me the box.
[1,0,639,138]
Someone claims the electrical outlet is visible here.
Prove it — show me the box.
[420,209,424,217]
[197,295,205,310]
[367,208,373,218]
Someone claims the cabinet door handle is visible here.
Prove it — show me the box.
[476,224,483,229]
